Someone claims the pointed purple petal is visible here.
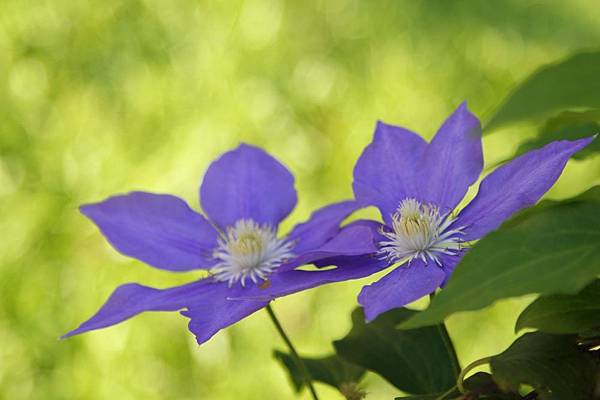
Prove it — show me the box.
[353,121,427,224]
[200,144,297,230]
[418,103,483,211]
[267,255,388,299]
[283,221,381,271]
[183,296,268,345]
[287,200,361,254]
[358,262,446,322]
[80,192,219,271]
[458,136,594,241]
[63,279,219,338]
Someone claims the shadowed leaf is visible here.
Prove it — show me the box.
[516,279,600,334]
[512,110,600,161]
[334,308,460,395]
[490,332,597,400]
[395,372,521,400]
[486,51,600,131]
[274,351,365,394]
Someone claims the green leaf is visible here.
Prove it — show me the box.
[490,332,597,400]
[334,307,460,395]
[516,279,600,334]
[486,51,600,131]
[512,110,600,161]
[395,373,521,400]
[402,187,600,329]
[273,351,365,394]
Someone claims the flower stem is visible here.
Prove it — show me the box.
[266,304,319,400]
[438,323,461,378]
[429,292,461,378]
[434,384,457,400]
[456,356,492,394]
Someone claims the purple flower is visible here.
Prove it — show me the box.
[64,144,382,344]
[349,103,594,322]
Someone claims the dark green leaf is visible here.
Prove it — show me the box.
[402,187,600,329]
[486,51,600,131]
[512,110,600,161]
[273,351,365,393]
[334,308,460,395]
[578,328,600,338]
[516,279,600,334]
[490,332,597,400]
[395,373,521,400]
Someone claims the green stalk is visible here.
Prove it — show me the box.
[266,304,319,400]
[434,385,457,400]
[456,356,492,394]
[429,292,461,377]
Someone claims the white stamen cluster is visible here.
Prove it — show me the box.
[212,219,294,287]
[379,198,463,266]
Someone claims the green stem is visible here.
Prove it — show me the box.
[434,384,457,400]
[438,323,461,378]
[456,356,492,394]
[266,304,319,400]
[429,292,461,378]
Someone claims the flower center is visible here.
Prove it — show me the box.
[212,219,294,287]
[379,198,463,266]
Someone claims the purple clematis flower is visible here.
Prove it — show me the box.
[64,144,383,344]
[347,102,594,322]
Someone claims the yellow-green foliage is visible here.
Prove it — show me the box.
[1,1,599,399]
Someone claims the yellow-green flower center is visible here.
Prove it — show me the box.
[379,198,464,265]
[212,219,294,286]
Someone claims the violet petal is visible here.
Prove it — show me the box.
[80,192,218,271]
[418,102,483,212]
[182,294,268,345]
[358,261,445,322]
[200,144,297,230]
[281,220,382,271]
[63,279,219,338]
[353,121,427,225]
[458,136,594,241]
[287,200,361,254]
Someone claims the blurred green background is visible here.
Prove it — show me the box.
[2,0,600,399]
